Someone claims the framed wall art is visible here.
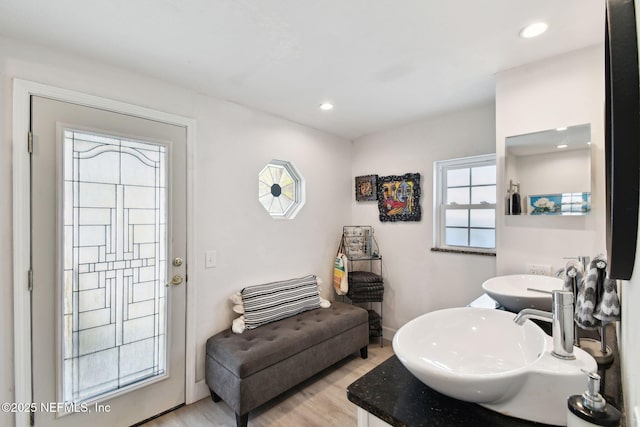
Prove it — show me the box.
[377,173,421,222]
[355,175,378,201]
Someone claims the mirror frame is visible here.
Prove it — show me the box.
[605,0,640,279]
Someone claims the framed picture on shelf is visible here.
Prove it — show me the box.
[377,173,421,222]
[355,175,378,201]
[528,192,591,215]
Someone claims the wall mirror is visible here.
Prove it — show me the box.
[505,124,591,216]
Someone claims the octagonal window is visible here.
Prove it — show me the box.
[258,159,305,219]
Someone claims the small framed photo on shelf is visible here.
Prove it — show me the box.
[528,192,591,216]
[355,175,378,201]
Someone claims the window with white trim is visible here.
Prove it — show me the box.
[434,154,496,252]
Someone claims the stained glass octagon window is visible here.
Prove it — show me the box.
[258,159,305,219]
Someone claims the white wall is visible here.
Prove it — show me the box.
[351,103,497,334]
[0,47,14,427]
[495,46,606,275]
[0,36,352,425]
[618,6,640,422]
[621,243,640,427]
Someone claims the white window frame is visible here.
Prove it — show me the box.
[258,159,306,219]
[433,153,496,253]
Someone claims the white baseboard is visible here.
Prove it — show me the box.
[382,325,397,342]
[192,380,210,403]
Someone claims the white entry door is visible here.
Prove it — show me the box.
[30,96,187,426]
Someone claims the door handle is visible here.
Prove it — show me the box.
[166,275,184,287]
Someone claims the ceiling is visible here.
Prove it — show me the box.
[0,0,605,140]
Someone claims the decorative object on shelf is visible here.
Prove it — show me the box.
[507,180,522,215]
[377,173,421,222]
[258,159,305,219]
[528,192,591,216]
[355,175,378,201]
[342,225,374,259]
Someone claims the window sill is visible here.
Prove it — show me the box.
[431,247,496,257]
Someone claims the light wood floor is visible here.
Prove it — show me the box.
[144,340,394,427]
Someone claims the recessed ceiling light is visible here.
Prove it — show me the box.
[557,144,568,149]
[520,22,549,39]
[556,127,567,131]
[319,102,334,111]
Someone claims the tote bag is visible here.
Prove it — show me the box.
[333,240,349,295]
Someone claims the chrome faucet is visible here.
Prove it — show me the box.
[513,290,575,360]
[564,256,590,271]
[578,256,590,270]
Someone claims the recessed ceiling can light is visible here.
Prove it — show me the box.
[556,127,568,131]
[520,22,549,39]
[557,144,568,149]
[319,102,334,111]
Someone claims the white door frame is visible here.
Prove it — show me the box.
[12,79,198,427]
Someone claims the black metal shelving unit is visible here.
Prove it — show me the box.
[340,226,384,347]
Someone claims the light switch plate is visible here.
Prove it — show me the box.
[205,250,217,268]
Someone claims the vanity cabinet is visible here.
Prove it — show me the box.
[357,408,392,427]
[347,319,623,426]
[347,356,553,427]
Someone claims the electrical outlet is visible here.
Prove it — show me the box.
[526,264,551,275]
[205,250,217,268]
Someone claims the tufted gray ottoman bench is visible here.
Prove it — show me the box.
[205,301,369,427]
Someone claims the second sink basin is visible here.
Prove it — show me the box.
[482,274,563,312]
[393,307,596,425]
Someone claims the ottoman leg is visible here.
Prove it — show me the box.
[360,346,368,359]
[236,412,249,427]
[209,388,221,402]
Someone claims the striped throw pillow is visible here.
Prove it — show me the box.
[241,275,321,330]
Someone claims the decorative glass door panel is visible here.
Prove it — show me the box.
[61,129,168,404]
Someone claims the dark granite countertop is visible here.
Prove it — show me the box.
[347,323,623,427]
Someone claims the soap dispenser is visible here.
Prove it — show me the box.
[567,371,621,427]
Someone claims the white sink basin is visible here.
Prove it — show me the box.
[482,274,563,312]
[393,307,597,425]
